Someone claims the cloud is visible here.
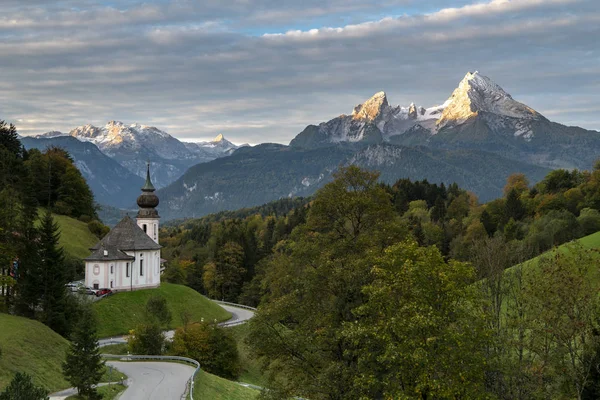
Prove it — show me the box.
[0,0,598,145]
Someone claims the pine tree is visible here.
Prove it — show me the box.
[0,372,48,400]
[0,120,23,158]
[430,196,447,222]
[480,209,496,237]
[63,306,104,400]
[39,210,69,336]
[505,188,526,221]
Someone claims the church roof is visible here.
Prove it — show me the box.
[84,246,135,262]
[90,215,161,252]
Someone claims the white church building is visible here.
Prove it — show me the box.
[85,164,162,291]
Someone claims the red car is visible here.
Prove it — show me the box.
[95,288,113,297]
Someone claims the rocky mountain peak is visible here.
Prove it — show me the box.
[437,71,542,128]
[213,133,225,142]
[352,91,389,121]
[408,103,418,119]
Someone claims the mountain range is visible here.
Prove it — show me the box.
[291,71,600,170]
[155,71,600,220]
[31,121,243,193]
[21,71,600,220]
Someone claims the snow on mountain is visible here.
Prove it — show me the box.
[291,71,552,148]
[436,71,543,129]
[36,122,245,189]
[290,90,444,147]
[67,121,191,160]
[183,134,245,158]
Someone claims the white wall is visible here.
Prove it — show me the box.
[136,217,160,244]
[85,250,161,291]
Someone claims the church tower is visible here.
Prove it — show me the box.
[136,163,160,244]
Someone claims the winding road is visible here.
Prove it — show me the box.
[106,361,195,400]
[50,302,255,400]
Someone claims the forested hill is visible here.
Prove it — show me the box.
[160,163,600,399]
[1,121,97,221]
[1,121,109,336]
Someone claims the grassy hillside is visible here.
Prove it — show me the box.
[93,283,231,337]
[509,231,600,274]
[228,324,267,387]
[36,209,98,259]
[193,370,259,400]
[0,313,70,393]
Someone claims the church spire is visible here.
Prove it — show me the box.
[136,162,159,218]
[142,162,155,192]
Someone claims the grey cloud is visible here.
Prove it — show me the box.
[0,0,598,145]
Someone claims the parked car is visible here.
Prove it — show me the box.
[65,280,85,292]
[95,288,112,297]
[78,286,97,295]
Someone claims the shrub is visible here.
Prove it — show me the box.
[172,322,240,379]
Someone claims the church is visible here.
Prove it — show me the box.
[84,164,162,291]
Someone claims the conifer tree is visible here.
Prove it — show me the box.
[0,120,23,159]
[63,306,104,400]
[505,188,526,221]
[0,372,48,400]
[39,210,69,336]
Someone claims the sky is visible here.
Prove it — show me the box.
[1,0,599,144]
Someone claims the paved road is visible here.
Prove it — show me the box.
[218,304,255,326]
[99,303,256,347]
[63,302,257,400]
[106,361,194,400]
[49,383,118,400]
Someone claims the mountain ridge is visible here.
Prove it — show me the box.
[36,121,246,189]
[290,71,600,171]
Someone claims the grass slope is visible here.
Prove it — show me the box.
[93,283,231,337]
[66,384,126,400]
[509,231,600,274]
[0,313,70,393]
[36,209,98,259]
[193,370,259,400]
[228,324,268,387]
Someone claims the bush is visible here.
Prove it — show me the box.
[127,322,165,355]
[87,220,109,239]
[145,295,172,328]
[172,322,241,379]
[578,208,600,235]
[78,214,92,223]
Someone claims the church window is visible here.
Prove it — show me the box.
[143,224,147,233]
[154,224,157,241]
[110,265,114,274]
[110,281,113,288]
[93,265,100,276]
[140,259,144,276]
[126,262,130,277]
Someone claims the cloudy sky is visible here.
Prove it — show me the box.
[1,0,599,144]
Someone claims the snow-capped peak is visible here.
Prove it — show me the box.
[213,133,227,142]
[437,71,543,128]
[352,91,389,121]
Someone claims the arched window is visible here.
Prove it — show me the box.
[126,262,130,277]
[140,257,144,276]
[110,265,114,274]
[143,224,147,233]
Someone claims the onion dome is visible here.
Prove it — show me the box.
[137,163,160,217]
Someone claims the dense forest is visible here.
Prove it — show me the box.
[0,121,102,336]
[162,163,600,399]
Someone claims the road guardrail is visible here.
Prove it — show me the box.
[101,354,201,399]
[208,298,258,311]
